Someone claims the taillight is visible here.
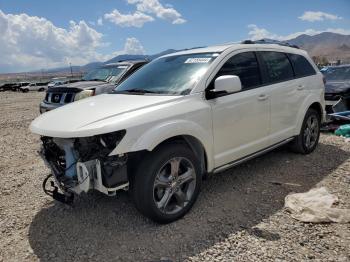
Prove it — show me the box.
[322,76,326,85]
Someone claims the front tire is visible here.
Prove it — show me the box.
[131,143,202,223]
[290,108,321,154]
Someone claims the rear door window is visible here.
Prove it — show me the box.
[260,51,294,84]
[215,52,262,90]
[288,54,316,78]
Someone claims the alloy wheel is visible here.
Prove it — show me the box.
[153,157,196,215]
[303,115,319,149]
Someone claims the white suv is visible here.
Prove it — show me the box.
[30,42,325,223]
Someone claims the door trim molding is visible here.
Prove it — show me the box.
[213,137,294,174]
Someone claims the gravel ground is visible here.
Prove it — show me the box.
[0,91,349,262]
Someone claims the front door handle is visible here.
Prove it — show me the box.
[258,94,269,101]
[297,85,305,91]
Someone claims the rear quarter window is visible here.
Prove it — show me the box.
[288,53,316,78]
[259,51,294,84]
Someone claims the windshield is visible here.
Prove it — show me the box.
[83,65,128,82]
[323,66,350,81]
[115,53,219,95]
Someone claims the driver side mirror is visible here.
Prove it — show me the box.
[206,75,242,99]
[215,75,242,93]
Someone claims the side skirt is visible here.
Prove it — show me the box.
[213,137,295,174]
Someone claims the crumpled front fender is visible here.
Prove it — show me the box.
[110,119,214,171]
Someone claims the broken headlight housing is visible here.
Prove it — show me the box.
[74,89,95,101]
[74,130,126,161]
[41,130,126,174]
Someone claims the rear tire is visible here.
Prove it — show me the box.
[290,108,321,154]
[22,89,29,93]
[38,88,45,92]
[131,143,202,223]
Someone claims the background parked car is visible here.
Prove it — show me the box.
[13,82,31,92]
[20,83,48,93]
[322,64,350,113]
[47,77,70,88]
[39,60,147,113]
[0,83,17,92]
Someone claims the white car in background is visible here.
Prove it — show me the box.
[47,77,69,88]
[20,83,48,92]
[30,41,325,223]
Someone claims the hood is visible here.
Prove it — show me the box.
[325,80,350,94]
[30,94,182,138]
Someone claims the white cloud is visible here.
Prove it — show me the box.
[127,0,186,24]
[123,37,146,54]
[0,9,146,73]
[109,37,145,59]
[248,24,350,41]
[97,17,103,26]
[247,24,280,41]
[0,10,108,72]
[299,11,342,22]
[104,9,154,28]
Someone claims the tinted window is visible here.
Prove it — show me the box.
[260,52,294,83]
[288,54,316,77]
[83,66,128,82]
[216,52,261,89]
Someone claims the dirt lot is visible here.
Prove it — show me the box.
[0,92,349,262]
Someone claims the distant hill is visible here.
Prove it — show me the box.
[76,32,350,71]
[44,46,211,74]
[287,32,350,62]
[42,50,179,74]
[32,32,350,75]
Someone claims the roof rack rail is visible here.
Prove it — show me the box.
[117,58,149,63]
[241,39,299,49]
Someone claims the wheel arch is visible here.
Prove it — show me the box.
[295,96,324,135]
[308,102,323,119]
[111,120,214,172]
[152,135,209,175]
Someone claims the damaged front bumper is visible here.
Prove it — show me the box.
[40,133,129,204]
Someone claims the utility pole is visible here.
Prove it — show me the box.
[70,62,73,79]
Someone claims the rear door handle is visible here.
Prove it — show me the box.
[297,85,305,91]
[257,94,269,101]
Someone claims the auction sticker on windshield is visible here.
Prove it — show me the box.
[184,58,212,64]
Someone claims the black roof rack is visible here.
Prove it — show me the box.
[117,58,149,63]
[241,39,299,49]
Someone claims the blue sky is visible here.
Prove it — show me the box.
[0,0,349,73]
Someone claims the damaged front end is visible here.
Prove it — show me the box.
[40,130,128,204]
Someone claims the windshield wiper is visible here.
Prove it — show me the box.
[114,88,158,94]
[84,78,106,82]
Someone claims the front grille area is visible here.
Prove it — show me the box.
[64,93,74,103]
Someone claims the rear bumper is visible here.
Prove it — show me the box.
[39,102,62,114]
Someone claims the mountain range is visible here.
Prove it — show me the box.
[288,32,350,62]
[47,32,350,74]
